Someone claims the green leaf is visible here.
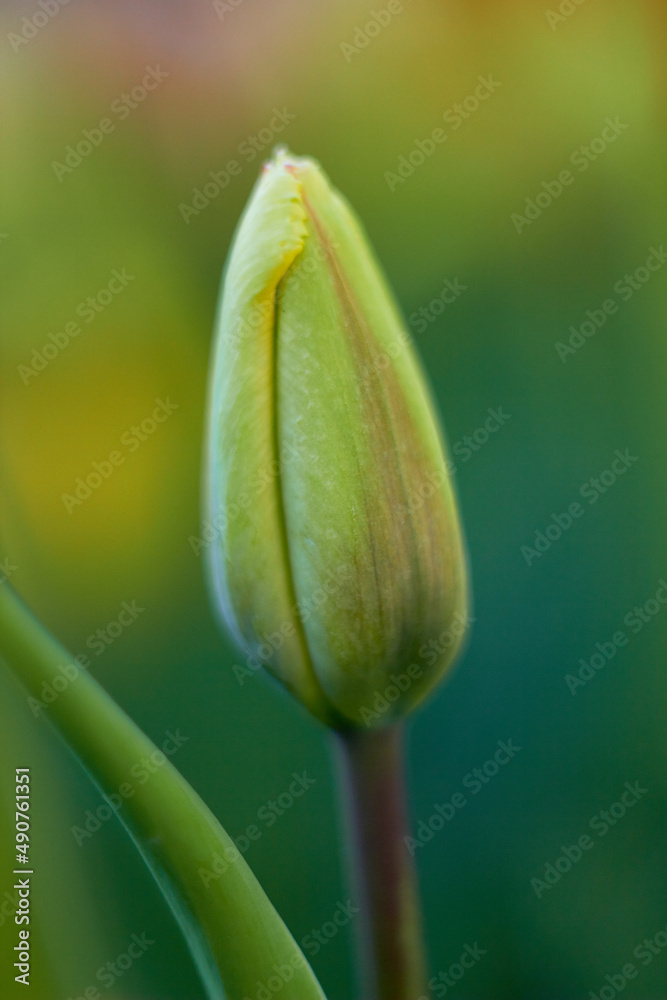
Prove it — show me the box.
[0,581,327,1000]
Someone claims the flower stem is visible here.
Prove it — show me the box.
[333,723,428,1000]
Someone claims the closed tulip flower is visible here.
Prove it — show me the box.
[204,147,469,730]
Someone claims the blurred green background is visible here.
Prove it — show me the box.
[1,0,666,997]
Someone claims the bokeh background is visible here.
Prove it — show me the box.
[1,0,666,997]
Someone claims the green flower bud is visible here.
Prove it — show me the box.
[204,147,469,729]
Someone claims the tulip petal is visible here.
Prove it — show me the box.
[274,156,468,724]
[206,149,469,728]
[205,159,335,723]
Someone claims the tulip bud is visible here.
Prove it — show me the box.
[204,147,469,729]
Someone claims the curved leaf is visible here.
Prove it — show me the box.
[0,581,327,1000]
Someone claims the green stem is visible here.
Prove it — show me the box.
[333,724,428,1000]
